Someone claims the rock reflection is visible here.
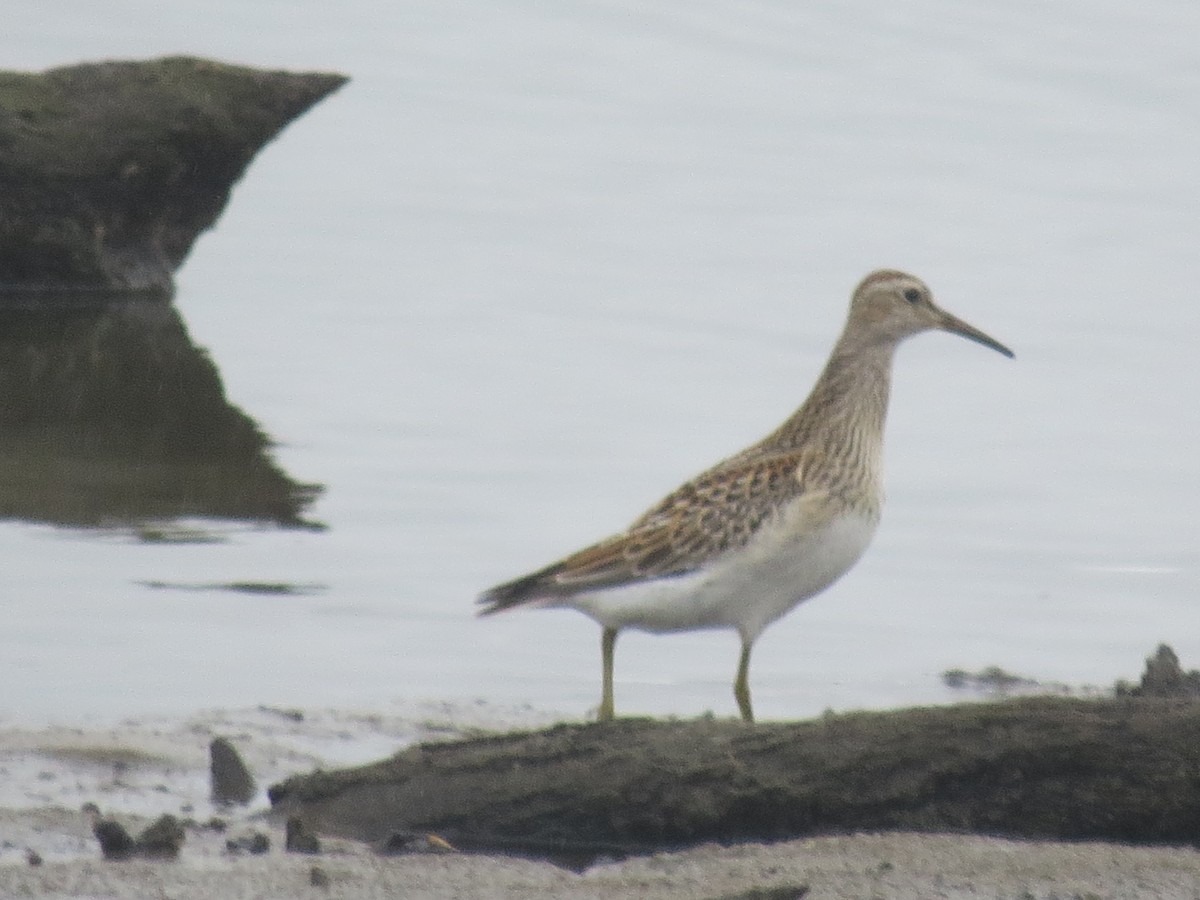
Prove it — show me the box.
[0,295,322,529]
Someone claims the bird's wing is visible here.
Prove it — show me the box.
[477,449,842,614]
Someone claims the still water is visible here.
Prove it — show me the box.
[2,1,1197,724]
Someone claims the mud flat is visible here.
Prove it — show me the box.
[270,696,1200,859]
[0,695,1197,898]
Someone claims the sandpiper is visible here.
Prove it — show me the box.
[479,270,1012,723]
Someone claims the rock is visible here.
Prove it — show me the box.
[210,737,257,806]
[91,811,185,860]
[134,814,185,860]
[285,816,321,854]
[225,830,271,855]
[309,865,330,888]
[0,56,347,296]
[24,848,43,867]
[92,817,137,860]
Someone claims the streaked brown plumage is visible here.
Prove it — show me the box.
[480,270,1012,722]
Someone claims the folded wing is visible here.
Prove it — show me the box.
[477,450,828,614]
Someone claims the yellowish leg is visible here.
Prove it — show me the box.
[734,638,755,724]
[599,627,618,721]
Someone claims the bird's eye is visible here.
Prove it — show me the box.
[903,288,921,304]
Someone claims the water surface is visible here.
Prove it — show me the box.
[2,0,1197,724]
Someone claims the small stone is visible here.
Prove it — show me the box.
[25,848,43,867]
[210,737,257,805]
[285,816,321,854]
[376,831,457,855]
[135,814,185,860]
[310,865,330,888]
[93,818,137,860]
[226,830,271,855]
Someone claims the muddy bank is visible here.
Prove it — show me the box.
[4,702,1200,898]
[270,695,1200,861]
[0,57,346,296]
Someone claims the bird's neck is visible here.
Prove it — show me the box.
[763,332,896,469]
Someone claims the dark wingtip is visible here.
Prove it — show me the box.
[476,565,560,617]
[475,590,505,617]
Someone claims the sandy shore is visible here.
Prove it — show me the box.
[1,703,1197,899]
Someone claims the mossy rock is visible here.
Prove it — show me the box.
[0,56,347,295]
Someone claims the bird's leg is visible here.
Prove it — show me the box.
[599,627,618,721]
[734,637,755,723]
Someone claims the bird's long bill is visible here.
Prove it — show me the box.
[937,310,1014,359]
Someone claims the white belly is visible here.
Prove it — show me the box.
[565,508,879,641]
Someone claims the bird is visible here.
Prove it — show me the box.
[478,269,1012,723]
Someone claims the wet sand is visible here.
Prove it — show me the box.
[1,704,1197,898]
[5,819,1200,899]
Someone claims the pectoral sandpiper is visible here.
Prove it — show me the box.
[479,270,1012,723]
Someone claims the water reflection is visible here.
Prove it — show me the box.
[0,294,321,530]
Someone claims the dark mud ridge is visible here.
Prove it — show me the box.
[0,57,346,296]
[270,695,1200,866]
